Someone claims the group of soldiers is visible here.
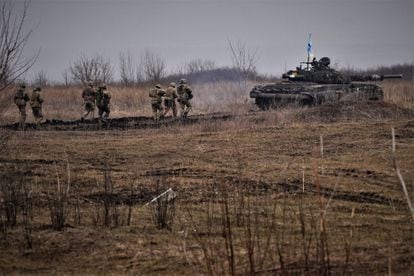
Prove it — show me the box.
[149,78,193,120]
[13,78,193,127]
[13,84,44,128]
[81,81,112,121]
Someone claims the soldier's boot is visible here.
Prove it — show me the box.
[81,110,90,121]
[18,107,26,128]
[103,113,109,122]
[184,106,192,118]
[98,109,104,122]
[37,110,44,125]
[35,117,41,127]
[163,107,170,117]
[180,107,185,118]
[19,115,26,129]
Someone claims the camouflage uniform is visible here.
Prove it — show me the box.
[30,87,44,125]
[163,82,178,117]
[14,84,29,128]
[176,79,193,118]
[96,84,111,121]
[81,82,96,120]
[149,84,165,120]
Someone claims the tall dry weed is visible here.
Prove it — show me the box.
[383,81,414,109]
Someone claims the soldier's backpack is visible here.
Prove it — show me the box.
[186,88,193,99]
[14,89,29,106]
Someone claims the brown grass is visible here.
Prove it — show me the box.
[1,81,253,124]
[383,80,414,109]
[0,80,413,274]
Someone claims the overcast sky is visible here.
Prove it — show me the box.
[15,0,414,82]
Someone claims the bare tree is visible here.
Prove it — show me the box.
[33,70,47,87]
[61,68,71,87]
[0,0,38,91]
[0,0,38,119]
[119,50,136,86]
[185,59,216,74]
[141,50,166,83]
[70,53,113,85]
[136,62,146,83]
[227,39,259,80]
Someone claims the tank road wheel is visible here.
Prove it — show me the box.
[298,97,314,106]
[256,98,271,110]
[298,96,318,106]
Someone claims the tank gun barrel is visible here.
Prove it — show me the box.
[382,74,403,79]
[350,74,403,82]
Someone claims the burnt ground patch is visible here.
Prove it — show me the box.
[1,113,235,131]
[2,102,413,132]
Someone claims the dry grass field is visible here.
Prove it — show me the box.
[0,80,413,274]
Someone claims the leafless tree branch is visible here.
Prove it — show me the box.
[141,49,166,83]
[0,0,38,91]
[227,38,259,80]
[70,53,113,85]
[119,50,136,86]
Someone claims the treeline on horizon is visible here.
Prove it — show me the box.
[32,62,413,88]
[160,63,414,84]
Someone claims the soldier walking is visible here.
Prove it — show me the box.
[176,79,193,118]
[163,82,178,117]
[14,83,29,128]
[81,81,96,120]
[96,84,111,121]
[149,84,165,121]
[30,87,44,126]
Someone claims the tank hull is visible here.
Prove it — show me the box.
[250,82,383,110]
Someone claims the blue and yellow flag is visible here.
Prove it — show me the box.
[307,33,313,58]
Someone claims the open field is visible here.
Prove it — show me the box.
[0,80,411,125]
[0,80,414,274]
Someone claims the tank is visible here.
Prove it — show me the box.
[250,56,402,110]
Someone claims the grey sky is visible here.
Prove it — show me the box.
[16,0,414,82]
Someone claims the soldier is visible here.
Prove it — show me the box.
[163,82,178,117]
[176,79,193,118]
[81,81,96,120]
[13,83,29,128]
[30,87,44,125]
[96,84,111,121]
[149,84,165,121]
[311,57,319,69]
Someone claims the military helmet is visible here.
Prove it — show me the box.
[170,82,176,87]
[87,81,94,87]
[19,83,26,89]
[99,83,107,89]
[155,84,162,89]
[179,79,186,84]
[33,87,41,92]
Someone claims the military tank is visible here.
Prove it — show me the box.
[250,56,402,110]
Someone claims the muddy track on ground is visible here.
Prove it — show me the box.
[10,167,401,209]
[141,167,403,206]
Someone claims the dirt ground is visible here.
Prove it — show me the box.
[0,102,413,274]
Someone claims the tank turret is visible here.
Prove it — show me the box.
[250,56,402,110]
[281,57,347,84]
